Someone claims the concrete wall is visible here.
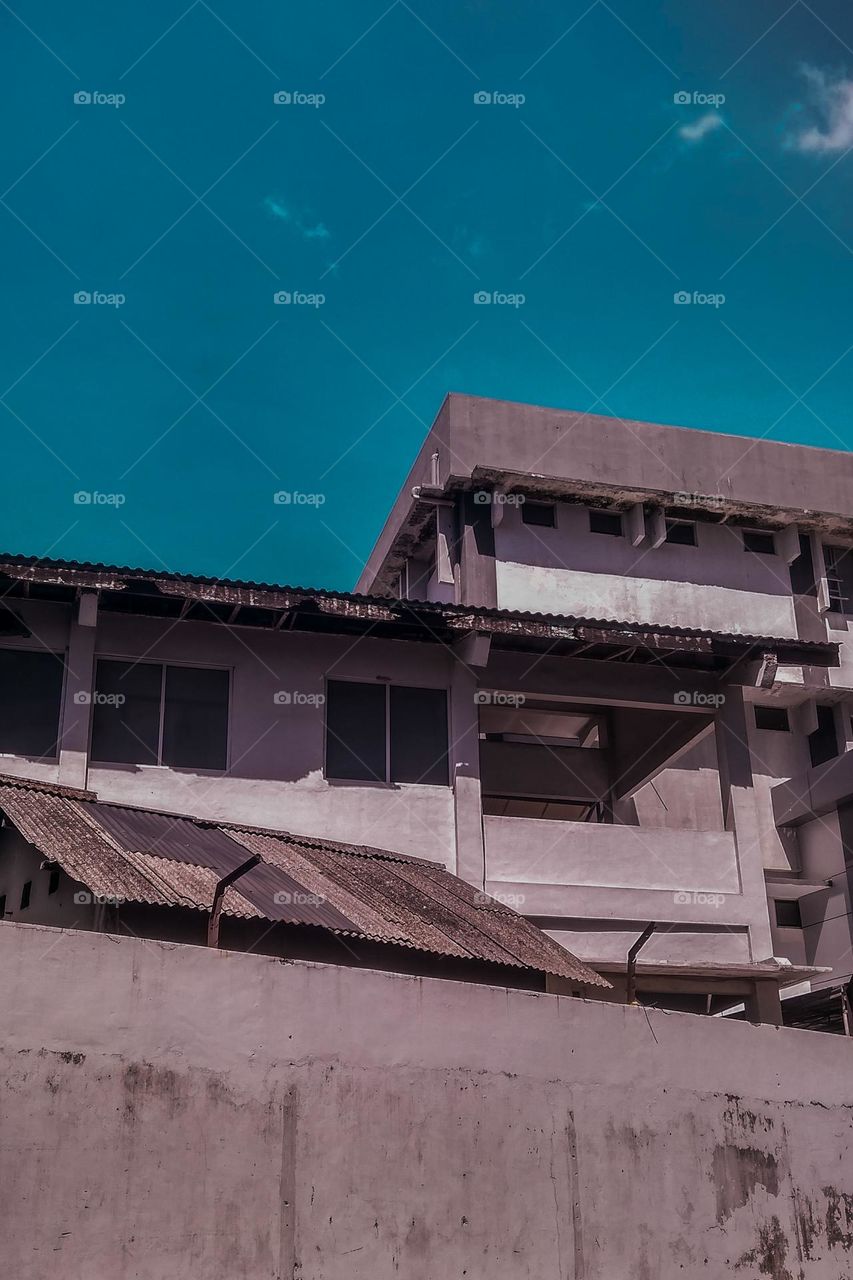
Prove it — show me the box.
[494,500,799,636]
[2,922,853,1279]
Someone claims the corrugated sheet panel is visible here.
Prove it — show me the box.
[0,777,608,987]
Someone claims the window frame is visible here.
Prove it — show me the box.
[521,500,557,529]
[742,528,777,556]
[774,898,802,929]
[588,509,623,538]
[753,705,790,733]
[324,676,450,787]
[0,643,68,761]
[664,519,697,547]
[88,656,232,772]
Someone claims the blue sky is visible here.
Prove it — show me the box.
[2,0,853,588]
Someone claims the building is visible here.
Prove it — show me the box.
[2,393,853,1022]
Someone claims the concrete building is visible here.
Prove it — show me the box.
[3,394,853,1022]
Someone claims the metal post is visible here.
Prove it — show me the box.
[626,922,655,1005]
[207,854,261,948]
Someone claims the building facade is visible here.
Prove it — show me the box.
[2,394,853,1021]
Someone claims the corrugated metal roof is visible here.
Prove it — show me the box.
[0,775,607,987]
[0,552,836,657]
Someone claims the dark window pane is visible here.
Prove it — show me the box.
[588,510,622,536]
[0,649,65,758]
[162,666,229,770]
[90,660,161,764]
[20,881,31,910]
[390,686,449,785]
[522,501,556,528]
[326,681,386,781]
[742,529,776,555]
[809,705,838,769]
[754,706,790,732]
[774,899,802,928]
[48,869,60,895]
[665,520,696,546]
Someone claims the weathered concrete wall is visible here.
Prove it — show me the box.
[1,922,852,1280]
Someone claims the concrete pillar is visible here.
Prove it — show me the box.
[57,596,97,790]
[449,663,485,887]
[745,980,783,1027]
[714,685,774,961]
[457,492,498,609]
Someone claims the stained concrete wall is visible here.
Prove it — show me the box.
[2,921,853,1280]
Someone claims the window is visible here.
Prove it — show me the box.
[20,881,31,910]
[774,899,802,929]
[0,648,65,758]
[0,895,6,918]
[522,501,556,528]
[809,705,838,769]
[742,529,776,555]
[789,535,817,596]
[48,870,60,895]
[754,706,790,732]
[325,681,449,785]
[90,660,229,770]
[823,545,853,613]
[665,519,696,546]
[588,509,622,537]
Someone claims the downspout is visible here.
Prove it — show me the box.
[207,854,262,948]
[626,922,655,1005]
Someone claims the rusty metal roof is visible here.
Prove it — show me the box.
[0,553,837,667]
[0,775,607,987]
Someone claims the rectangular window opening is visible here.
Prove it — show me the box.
[522,501,556,528]
[20,881,31,910]
[0,649,65,758]
[809,704,839,769]
[665,519,697,546]
[774,899,802,929]
[754,705,790,732]
[326,680,449,786]
[48,869,60,895]
[588,509,623,537]
[742,529,777,555]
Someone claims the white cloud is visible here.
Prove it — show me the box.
[678,112,723,143]
[793,66,853,153]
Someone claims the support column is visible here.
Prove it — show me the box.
[745,980,783,1027]
[715,685,774,963]
[57,593,97,790]
[457,492,498,608]
[449,663,486,887]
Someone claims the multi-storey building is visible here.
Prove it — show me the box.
[3,393,853,1024]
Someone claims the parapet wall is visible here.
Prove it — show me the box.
[1,922,852,1279]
